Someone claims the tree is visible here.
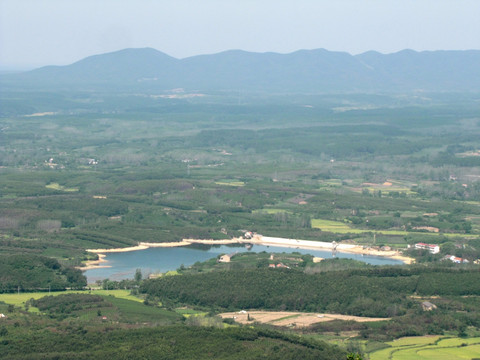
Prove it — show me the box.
[346,353,363,360]
[134,268,143,282]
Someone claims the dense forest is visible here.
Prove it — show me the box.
[140,266,480,316]
[0,255,86,292]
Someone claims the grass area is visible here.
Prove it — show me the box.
[0,289,181,325]
[45,182,79,192]
[311,219,476,238]
[270,314,301,323]
[369,336,480,360]
[107,296,182,323]
[252,208,292,214]
[388,336,444,347]
[311,219,353,232]
[0,289,143,310]
[321,179,343,186]
[86,289,144,302]
[214,180,245,187]
[362,187,416,195]
[175,307,208,318]
[164,270,180,276]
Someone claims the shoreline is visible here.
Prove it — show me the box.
[78,254,111,271]
[80,235,413,270]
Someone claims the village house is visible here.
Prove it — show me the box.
[421,301,437,311]
[218,254,231,263]
[443,255,469,264]
[414,242,440,254]
[244,231,253,239]
[218,252,237,263]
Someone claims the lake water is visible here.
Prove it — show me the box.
[84,244,404,282]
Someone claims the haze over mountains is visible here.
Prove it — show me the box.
[2,47,480,93]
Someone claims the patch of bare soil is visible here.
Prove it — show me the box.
[219,310,389,328]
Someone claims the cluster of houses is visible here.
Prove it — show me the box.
[244,231,254,239]
[414,242,471,263]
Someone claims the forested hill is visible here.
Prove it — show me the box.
[0,255,86,292]
[140,267,480,317]
[2,48,480,92]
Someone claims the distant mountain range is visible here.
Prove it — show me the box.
[2,48,480,93]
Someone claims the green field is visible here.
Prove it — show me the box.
[312,218,409,235]
[370,336,480,360]
[45,182,79,192]
[0,289,143,310]
[253,208,292,214]
[311,219,475,238]
[175,307,208,318]
[214,180,245,187]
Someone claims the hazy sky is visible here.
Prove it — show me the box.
[1,0,479,69]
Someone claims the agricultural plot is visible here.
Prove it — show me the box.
[45,182,79,192]
[219,310,388,328]
[214,179,245,186]
[369,336,480,360]
[358,179,417,196]
[311,218,475,238]
[252,208,292,214]
[175,307,208,318]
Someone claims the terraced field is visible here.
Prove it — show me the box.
[369,336,480,360]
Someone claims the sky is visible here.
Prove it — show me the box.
[1,0,480,70]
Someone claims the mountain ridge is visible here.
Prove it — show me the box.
[2,47,480,93]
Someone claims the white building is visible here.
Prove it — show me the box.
[414,242,440,254]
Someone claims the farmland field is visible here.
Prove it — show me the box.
[311,218,476,238]
[219,310,389,328]
[369,336,480,360]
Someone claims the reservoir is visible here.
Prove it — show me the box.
[85,244,404,282]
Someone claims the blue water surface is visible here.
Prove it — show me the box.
[85,244,404,282]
